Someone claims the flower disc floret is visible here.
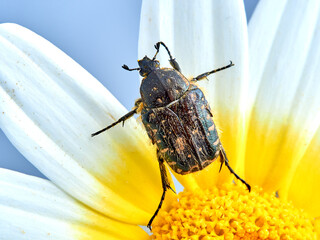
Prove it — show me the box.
[150,184,317,239]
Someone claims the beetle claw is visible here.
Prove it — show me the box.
[154,42,160,50]
[167,184,176,194]
[219,160,224,172]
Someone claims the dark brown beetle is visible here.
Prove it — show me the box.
[92,42,250,229]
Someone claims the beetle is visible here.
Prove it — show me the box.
[92,42,251,229]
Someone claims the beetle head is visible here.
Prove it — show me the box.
[138,56,160,77]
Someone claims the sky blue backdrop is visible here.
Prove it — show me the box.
[0,0,259,178]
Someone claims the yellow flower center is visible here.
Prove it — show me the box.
[150,184,318,239]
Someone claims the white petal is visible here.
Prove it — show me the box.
[0,23,164,224]
[0,168,148,240]
[247,0,320,195]
[139,0,249,187]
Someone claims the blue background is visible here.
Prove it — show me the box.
[0,0,259,178]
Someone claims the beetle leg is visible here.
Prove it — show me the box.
[192,61,234,82]
[91,99,142,137]
[147,153,173,230]
[153,41,181,72]
[219,160,224,172]
[219,146,251,192]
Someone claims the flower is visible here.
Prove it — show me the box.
[1,0,320,239]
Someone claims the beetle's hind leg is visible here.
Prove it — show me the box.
[152,41,181,72]
[147,152,175,230]
[192,61,234,82]
[91,99,142,137]
[219,146,251,192]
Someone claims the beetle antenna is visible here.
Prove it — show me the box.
[122,64,140,71]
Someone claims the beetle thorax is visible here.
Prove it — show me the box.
[140,68,190,108]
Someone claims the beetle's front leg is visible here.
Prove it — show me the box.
[91,99,142,137]
[147,152,174,230]
[153,41,181,72]
[192,61,234,82]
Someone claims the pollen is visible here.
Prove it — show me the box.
[150,184,318,239]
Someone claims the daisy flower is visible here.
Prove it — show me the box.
[0,0,319,239]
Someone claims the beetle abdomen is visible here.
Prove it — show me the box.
[142,88,221,174]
